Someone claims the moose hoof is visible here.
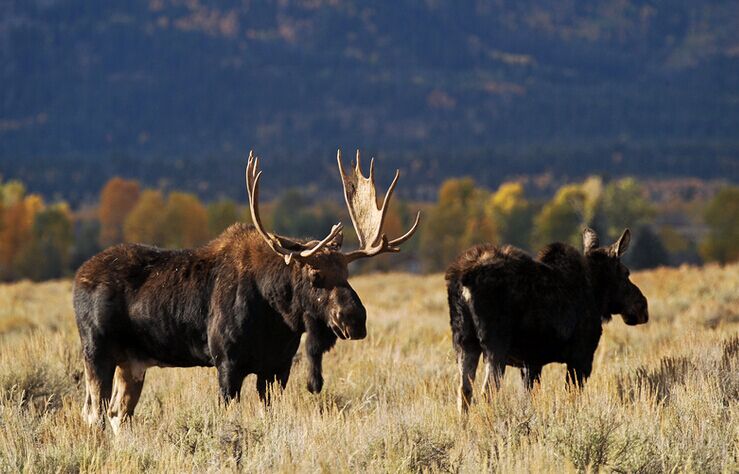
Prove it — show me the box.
[307,376,323,394]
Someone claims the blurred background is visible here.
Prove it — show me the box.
[0,0,737,280]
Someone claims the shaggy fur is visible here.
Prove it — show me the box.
[74,223,366,431]
[446,229,648,413]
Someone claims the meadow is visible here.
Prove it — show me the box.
[0,264,737,472]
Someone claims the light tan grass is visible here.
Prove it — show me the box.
[0,265,737,472]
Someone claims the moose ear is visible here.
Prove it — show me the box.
[611,228,631,257]
[582,227,599,253]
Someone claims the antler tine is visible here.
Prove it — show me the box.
[246,153,281,256]
[247,151,343,264]
[300,223,344,258]
[388,210,421,247]
[379,168,399,216]
[337,149,422,263]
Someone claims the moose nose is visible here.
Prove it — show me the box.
[344,306,367,340]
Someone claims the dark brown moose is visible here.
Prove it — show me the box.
[446,227,648,413]
[73,150,420,432]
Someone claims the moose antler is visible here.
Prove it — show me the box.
[337,150,421,262]
[246,151,343,264]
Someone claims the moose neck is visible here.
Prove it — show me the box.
[584,254,614,322]
[253,254,308,333]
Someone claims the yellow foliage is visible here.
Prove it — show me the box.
[489,182,525,214]
[123,190,166,246]
[161,192,210,248]
[98,177,141,247]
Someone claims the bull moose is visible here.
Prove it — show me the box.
[73,150,420,432]
[446,227,648,413]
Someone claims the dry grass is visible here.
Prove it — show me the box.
[0,265,737,472]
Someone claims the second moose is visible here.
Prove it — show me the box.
[446,227,648,413]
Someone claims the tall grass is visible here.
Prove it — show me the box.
[0,265,737,472]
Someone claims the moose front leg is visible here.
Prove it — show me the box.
[304,320,337,394]
[217,360,245,403]
[305,332,326,394]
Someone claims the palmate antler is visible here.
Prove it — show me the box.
[246,150,419,265]
[246,151,343,264]
[337,150,421,262]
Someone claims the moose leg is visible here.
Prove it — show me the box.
[217,361,245,403]
[305,336,325,394]
[456,348,481,414]
[82,355,115,430]
[256,372,286,404]
[479,328,510,400]
[277,365,291,389]
[304,320,336,394]
[480,353,507,400]
[566,363,591,389]
[521,365,542,391]
[107,361,146,434]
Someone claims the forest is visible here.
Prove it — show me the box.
[0,173,736,282]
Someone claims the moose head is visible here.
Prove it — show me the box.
[246,150,420,340]
[583,227,649,326]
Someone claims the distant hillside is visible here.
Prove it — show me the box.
[1,0,738,201]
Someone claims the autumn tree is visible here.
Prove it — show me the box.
[272,189,346,241]
[123,190,166,246]
[420,178,492,272]
[659,225,700,265]
[0,186,44,280]
[161,192,210,248]
[207,198,241,237]
[599,178,653,241]
[98,177,141,247]
[485,182,533,250]
[15,204,74,280]
[700,186,739,264]
[531,184,588,250]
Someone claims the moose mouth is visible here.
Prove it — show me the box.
[623,310,649,326]
[329,318,366,340]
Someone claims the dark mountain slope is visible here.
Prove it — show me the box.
[1,0,738,200]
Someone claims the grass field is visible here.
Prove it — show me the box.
[0,264,737,472]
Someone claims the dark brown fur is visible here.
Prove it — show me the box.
[446,229,648,413]
[74,223,365,431]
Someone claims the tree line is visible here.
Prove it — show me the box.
[0,176,736,281]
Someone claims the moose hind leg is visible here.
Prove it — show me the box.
[82,356,115,430]
[521,365,542,391]
[566,363,591,389]
[107,361,147,434]
[481,354,507,400]
[457,348,481,414]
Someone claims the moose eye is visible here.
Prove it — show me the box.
[310,271,324,287]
